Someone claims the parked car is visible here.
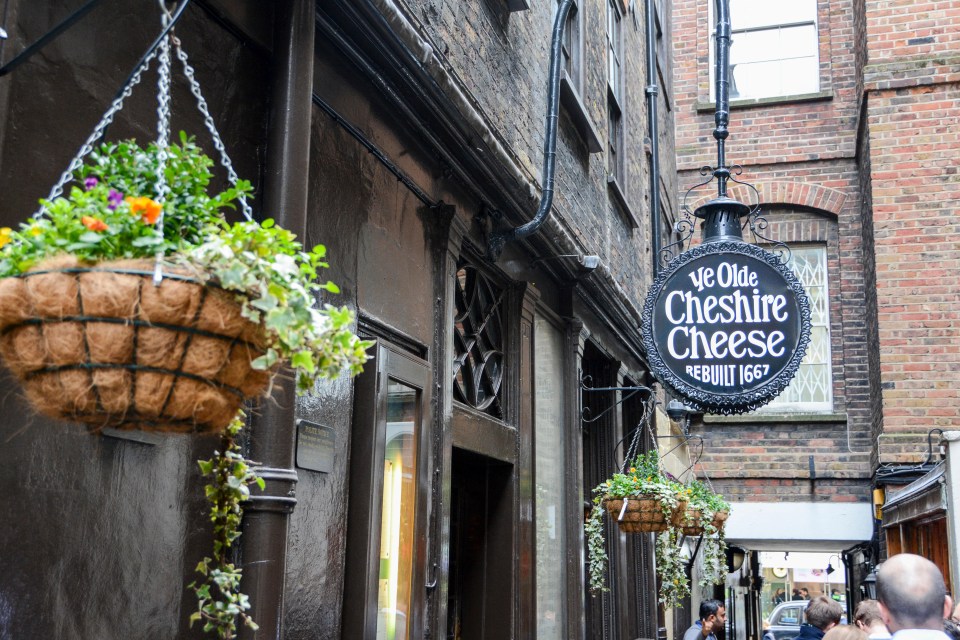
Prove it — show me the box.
[766,601,808,640]
[765,600,848,640]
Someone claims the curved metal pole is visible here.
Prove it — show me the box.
[487,0,574,260]
[713,0,732,197]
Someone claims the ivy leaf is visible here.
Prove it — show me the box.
[291,350,315,374]
[250,293,278,313]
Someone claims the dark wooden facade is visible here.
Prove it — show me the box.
[0,0,679,637]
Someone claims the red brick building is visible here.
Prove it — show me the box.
[672,0,960,632]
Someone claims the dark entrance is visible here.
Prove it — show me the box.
[446,447,514,640]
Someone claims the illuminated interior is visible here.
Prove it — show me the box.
[377,380,418,640]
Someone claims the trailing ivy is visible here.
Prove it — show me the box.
[586,496,609,593]
[188,413,264,638]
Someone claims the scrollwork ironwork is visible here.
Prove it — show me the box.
[453,261,505,418]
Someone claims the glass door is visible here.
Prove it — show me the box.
[343,341,432,640]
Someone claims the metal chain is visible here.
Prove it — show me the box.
[622,394,657,473]
[35,48,159,217]
[172,35,253,221]
[152,1,174,284]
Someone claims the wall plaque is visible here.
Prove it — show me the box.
[296,420,336,473]
[642,241,811,415]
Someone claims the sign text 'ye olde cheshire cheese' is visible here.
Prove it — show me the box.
[642,242,811,415]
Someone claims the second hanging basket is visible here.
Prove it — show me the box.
[0,256,270,433]
[604,494,688,534]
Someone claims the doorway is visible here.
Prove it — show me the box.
[446,447,514,640]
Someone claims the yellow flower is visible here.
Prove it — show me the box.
[29,226,42,237]
[629,467,636,473]
[0,227,11,248]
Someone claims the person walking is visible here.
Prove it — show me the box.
[790,596,845,640]
[855,599,892,640]
[684,600,727,640]
[876,554,952,640]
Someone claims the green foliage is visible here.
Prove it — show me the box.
[683,478,730,588]
[685,477,731,516]
[189,413,264,639]
[656,528,690,608]
[181,218,371,392]
[584,449,731,604]
[0,136,371,393]
[585,496,609,594]
[0,134,247,274]
[594,449,683,516]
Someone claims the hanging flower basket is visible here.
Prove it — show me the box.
[0,257,270,433]
[0,136,370,434]
[603,494,688,534]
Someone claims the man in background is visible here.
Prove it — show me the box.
[855,599,891,640]
[876,554,951,640]
[790,596,844,640]
[684,599,727,640]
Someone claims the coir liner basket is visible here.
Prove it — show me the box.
[0,257,270,433]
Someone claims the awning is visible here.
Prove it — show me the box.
[724,501,875,552]
[882,462,946,527]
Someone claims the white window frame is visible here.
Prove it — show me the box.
[708,0,820,102]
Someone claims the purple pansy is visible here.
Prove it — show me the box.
[107,189,123,210]
[84,176,99,190]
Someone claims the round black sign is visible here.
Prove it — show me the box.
[642,242,811,415]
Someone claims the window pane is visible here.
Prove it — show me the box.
[534,315,566,638]
[779,57,820,96]
[730,30,781,65]
[780,24,818,58]
[731,0,816,30]
[730,60,782,100]
[765,246,832,411]
[377,380,419,640]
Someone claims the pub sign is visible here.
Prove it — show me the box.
[642,241,811,415]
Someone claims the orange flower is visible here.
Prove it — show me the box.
[125,196,163,225]
[81,216,108,232]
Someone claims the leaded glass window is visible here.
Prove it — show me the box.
[453,259,505,419]
[763,245,832,411]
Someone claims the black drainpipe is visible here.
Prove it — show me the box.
[645,0,661,277]
[486,0,574,260]
[239,0,314,637]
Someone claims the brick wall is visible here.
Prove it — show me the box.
[673,0,873,502]
[413,0,676,304]
[864,0,960,463]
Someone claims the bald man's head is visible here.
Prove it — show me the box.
[876,554,949,632]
